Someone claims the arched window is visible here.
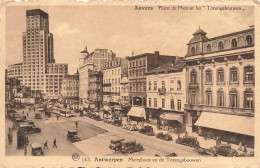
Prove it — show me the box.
[231,39,238,48]
[217,68,224,82]
[246,35,253,46]
[230,67,238,82]
[206,69,212,83]
[230,89,238,108]
[190,69,197,84]
[206,89,212,106]
[218,42,224,51]
[244,89,253,109]
[207,44,211,53]
[191,47,195,55]
[217,90,224,107]
[190,90,197,105]
[244,66,254,82]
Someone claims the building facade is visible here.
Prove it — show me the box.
[79,46,115,110]
[126,51,177,107]
[7,63,23,82]
[102,58,128,105]
[120,75,129,106]
[145,59,186,128]
[88,70,103,111]
[184,26,254,148]
[17,9,68,99]
[45,63,68,99]
[61,73,79,99]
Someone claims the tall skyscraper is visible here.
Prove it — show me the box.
[21,9,67,100]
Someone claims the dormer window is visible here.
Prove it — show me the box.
[246,35,253,46]
[191,47,195,55]
[207,44,211,53]
[231,39,237,48]
[218,42,224,51]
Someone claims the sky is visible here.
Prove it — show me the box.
[5,5,254,74]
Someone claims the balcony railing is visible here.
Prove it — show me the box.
[184,104,254,116]
[158,88,166,95]
[188,83,199,89]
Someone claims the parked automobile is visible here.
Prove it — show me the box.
[117,139,144,154]
[209,144,238,157]
[129,124,138,131]
[31,143,44,156]
[18,124,41,134]
[156,132,173,141]
[109,138,125,151]
[20,120,35,127]
[237,151,254,157]
[138,125,155,136]
[155,152,177,157]
[94,115,102,121]
[122,124,131,130]
[112,119,122,127]
[35,113,42,119]
[175,135,199,147]
[194,146,217,156]
[67,130,81,142]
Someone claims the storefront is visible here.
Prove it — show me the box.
[159,113,184,132]
[195,112,254,148]
[127,106,146,123]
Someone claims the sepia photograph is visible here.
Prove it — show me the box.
[2,2,258,166]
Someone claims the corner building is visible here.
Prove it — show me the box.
[184,26,254,148]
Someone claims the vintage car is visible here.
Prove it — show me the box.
[117,140,144,154]
[194,146,217,156]
[31,143,44,156]
[175,135,199,147]
[122,124,131,130]
[109,138,125,151]
[155,152,177,157]
[18,124,41,134]
[112,119,122,127]
[67,130,81,142]
[138,125,155,136]
[129,124,138,131]
[237,151,254,157]
[156,132,173,141]
[21,120,35,126]
[35,113,42,119]
[94,115,102,121]
[209,144,238,157]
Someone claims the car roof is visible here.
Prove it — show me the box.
[111,137,125,141]
[31,143,42,148]
[121,139,136,143]
[68,129,77,132]
[19,124,31,127]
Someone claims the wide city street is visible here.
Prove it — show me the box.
[6,106,202,157]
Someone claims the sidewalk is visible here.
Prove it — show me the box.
[120,117,254,155]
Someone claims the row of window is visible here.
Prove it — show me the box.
[191,35,253,55]
[129,59,146,68]
[129,83,146,92]
[104,68,121,75]
[129,69,145,78]
[148,80,182,91]
[148,98,182,111]
[103,78,121,84]
[189,89,254,109]
[190,66,254,84]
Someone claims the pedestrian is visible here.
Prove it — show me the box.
[27,113,29,117]
[75,121,78,128]
[44,140,49,150]
[22,110,24,114]
[57,116,59,120]
[8,127,11,133]
[185,130,188,137]
[243,145,247,153]
[53,138,57,148]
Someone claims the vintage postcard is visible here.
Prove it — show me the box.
[0,0,259,167]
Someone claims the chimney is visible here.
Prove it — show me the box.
[154,51,159,67]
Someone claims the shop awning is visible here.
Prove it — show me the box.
[127,106,146,118]
[160,113,183,123]
[195,112,254,136]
